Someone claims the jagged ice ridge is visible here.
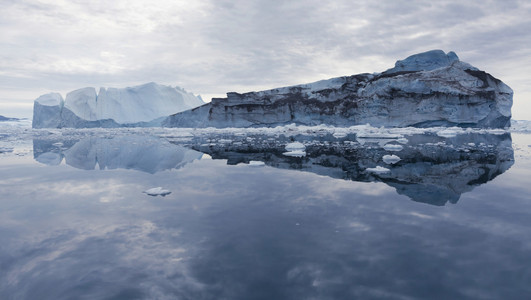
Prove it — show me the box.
[165,50,512,129]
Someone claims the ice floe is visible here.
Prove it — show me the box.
[366,166,391,174]
[382,154,401,164]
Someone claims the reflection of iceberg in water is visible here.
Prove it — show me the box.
[33,136,203,173]
[187,132,514,206]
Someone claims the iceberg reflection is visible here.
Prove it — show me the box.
[33,135,203,173]
[33,131,514,206]
[187,132,514,206]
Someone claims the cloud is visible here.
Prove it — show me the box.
[1,0,530,119]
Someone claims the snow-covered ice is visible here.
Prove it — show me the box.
[285,142,306,151]
[383,155,401,164]
[366,166,391,174]
[33,82,204,128]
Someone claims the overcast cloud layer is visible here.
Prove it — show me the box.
[1,0,530,119]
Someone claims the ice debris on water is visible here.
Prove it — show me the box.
[366,166,391,174]
[143,187,171,196]
[285,142,305,151]
[436,128,460,138]
[283,150,306,157]
[383,144,403,151]
[284,142,306,157]
[248,161,265,167]
[382,154,401,164]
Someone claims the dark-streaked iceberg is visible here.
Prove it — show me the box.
[165,50,512,129]
[32,82,204,128]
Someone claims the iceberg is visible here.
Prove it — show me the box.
[32,82,203,128]
[165,50,512,129]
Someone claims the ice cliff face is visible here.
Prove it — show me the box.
[32,82,203,128]
[165,50,513,128]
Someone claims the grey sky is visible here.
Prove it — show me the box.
[1,0,530,119]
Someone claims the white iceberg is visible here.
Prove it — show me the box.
[383,154,401,164]
[33,82,204,128]
[285,142,306,151]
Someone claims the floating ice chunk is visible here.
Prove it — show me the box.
[333,132,347,138]
[143,187,171,196]
[382,154,401,164]
[488,129,507,135]
[366,166,390,174]
[397,138,409,144]
[249,161,265,167]
[436,128,460,138]
[383,144,403,151]
[283,150,306,157]
[356,129,402,139]
[285,142,305,151]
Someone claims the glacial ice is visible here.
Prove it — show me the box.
[33,82,203,128]
[143,187,171,196]
[366,166,391,174]
[383,155,401,164]
[166,50,513,129]
[285,142,306,151]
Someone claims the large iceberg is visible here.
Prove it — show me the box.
[32,82,203,128]
[164,50,513,129]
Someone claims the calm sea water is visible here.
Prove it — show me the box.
[1,125,530,299]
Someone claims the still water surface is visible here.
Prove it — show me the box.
[1,129,530,299]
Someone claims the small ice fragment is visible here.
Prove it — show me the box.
[383,144,403,151]
[382,154,401,164]
[397,138,409,144]
[249,161,265,167]
[333,132,347,138]
[366,166,390,174]
[285,142,305,151]
[436,128,459,138]
[283,150,306,157]
[143,187,171,196]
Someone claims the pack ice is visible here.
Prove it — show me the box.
[32,82,203,128]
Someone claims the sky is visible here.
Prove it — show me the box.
[1,0,530,119]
